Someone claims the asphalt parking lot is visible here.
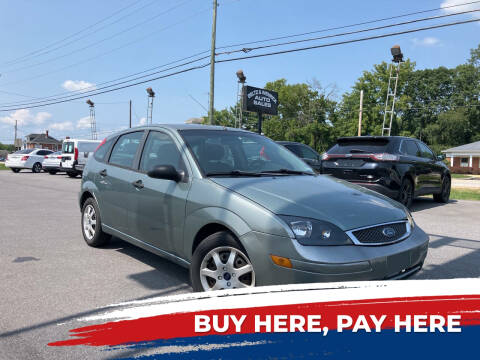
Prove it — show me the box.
[0,170,479,359]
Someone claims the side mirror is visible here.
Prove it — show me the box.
[147,165,182,182]
[437,154,446,161]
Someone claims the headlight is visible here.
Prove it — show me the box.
[406,210,415,229]
[279,215,353,246]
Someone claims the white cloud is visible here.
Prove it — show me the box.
[76,116,91,129]
[441,0,480,19]
[411,37,441,47]
[50,121,74,131]
[138,117,146,126]
[0,109,52,126]
[62,80,96,92]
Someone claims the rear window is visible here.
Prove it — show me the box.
[327,139,391,154]
[63,142,74,154]
[14,149,34,154]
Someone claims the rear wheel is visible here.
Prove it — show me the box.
[434,176,451,203]
[191,231,255,292]
[10,168,20,173]
[32,162,42,173]
[81,198,111,247]
[48,170,57,175]
[398,178,414,208]
[67,171,78,178]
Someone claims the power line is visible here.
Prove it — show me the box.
[2,0,161,68]
[0,54,210,108]
[216,8,480,56]
[0,7,212,88]
[0,62,211,112]
[216,18,480,64]
[0,50,210,107]
[2,0,147,66]
[216,0,480,50]
[2,0,193,74]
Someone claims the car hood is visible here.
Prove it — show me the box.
[210,175,407,231]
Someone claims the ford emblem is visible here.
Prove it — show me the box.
[382,227,396,238]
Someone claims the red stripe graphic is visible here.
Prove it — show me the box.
[49,295,480,347]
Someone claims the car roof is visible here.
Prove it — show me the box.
[337,136,413,142]
[128,124,251,132]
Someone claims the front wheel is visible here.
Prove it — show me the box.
[67,171,78,178]
[433,176,451,203]
[398,178,414,209]
[81,198,111,247]
[191,232,255,292]
[48,170,57,175]
[10,168,20,173]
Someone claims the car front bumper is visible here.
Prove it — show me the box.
[240,224,428,286]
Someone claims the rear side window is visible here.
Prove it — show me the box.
[109,132,143,168]
[63,142,74,154]
[285,145,303,157]
[400,140,420,157]
[94,137,115,162]
[328,139,390,154]
[36,150,52,156]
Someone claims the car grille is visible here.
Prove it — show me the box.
[350,221,408,245]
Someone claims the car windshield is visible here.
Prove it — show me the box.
[179,129,314,176]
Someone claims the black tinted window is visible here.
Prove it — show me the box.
[109,132,143,168]
[285,145,302,157]
[140,131,186,173]
[328,139,390,154]
[37,150,52,156]
[401,140,420,157]
[418,142,434,160]
[94,137,115,162]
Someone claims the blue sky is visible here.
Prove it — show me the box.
[0,0,479,143]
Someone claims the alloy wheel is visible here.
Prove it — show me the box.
[400,180,412,206]
[83,204,97,240]
[199,246,255,291]
[33,163,41,173]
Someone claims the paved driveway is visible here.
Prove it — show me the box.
[0,170,479,359]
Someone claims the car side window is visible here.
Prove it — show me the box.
[139,131,186,173]
[285,145,303,158]
[109,131,144,168]
[299,145,318,160]
[401,140,421,157]
[94,137,116,162]
[417,142,434,160]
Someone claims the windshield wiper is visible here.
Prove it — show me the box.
[260,169,314,176]
[206,170,262,177]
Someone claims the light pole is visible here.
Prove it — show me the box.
[86,99,97,140]
[382,45,404,136]
[146,87,155,124]
[208,0,218,125]
[235,69,246,128]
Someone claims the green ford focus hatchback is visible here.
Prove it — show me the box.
[79,125,428,291]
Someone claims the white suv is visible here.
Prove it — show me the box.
[60,139,101,178]
[5,148,53,173]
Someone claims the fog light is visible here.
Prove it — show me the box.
[271,255,292,268]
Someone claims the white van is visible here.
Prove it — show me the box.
[60,139,101,177]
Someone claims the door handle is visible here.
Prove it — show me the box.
[132,179,144,189]
[99,169,107,177]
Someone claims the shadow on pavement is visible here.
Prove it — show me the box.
[410,197,457,212]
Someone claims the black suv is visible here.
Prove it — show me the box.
[277,141,322,172]
[320,136,451,208]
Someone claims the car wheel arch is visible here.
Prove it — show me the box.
[192,223,241,255]
[80,191,94,211]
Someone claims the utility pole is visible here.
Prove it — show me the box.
[129,100,132,128]
[358,90,363,136]
[14,120,18,150]
[208,0,218,125]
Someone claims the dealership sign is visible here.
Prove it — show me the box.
[244,85,278,115]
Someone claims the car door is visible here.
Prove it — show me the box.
[97,131,145,234]
[128,130,191,256]
[399,140,422,194]
[417,141,442,191]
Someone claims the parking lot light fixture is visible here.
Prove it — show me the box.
[391,45,404,63]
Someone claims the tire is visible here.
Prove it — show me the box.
[48,170,57,175]
[10,168,20,173]
[81,197,111,247]
[191,231,255,292]
[398,178,414,209]
[433,176,451,203]
[67,171,78,178]
[32,162,42,173]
